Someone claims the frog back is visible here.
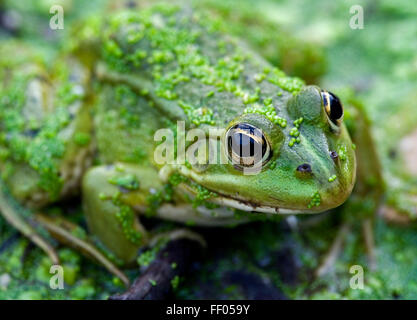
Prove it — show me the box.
[96,4,305,129]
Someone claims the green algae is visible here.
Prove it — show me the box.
[0,0,416,301]
[307,191,321,209]
[97,191,144,245]
[108,174,140,191]
[100,4,304,131]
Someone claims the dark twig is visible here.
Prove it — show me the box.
[110,239,202,300]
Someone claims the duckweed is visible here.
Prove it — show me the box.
[328,175,337,182]
[108,174,140,191]
[244,104,287,128]
[338,145,348,161]
[101,4,304,131]
[308,191,321,209]
[111,192,143,245]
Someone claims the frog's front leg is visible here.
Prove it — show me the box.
[82,164,152,264]
[82,163,203,265]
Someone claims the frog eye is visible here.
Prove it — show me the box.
[321,91,344,126]
[226,123,271,169]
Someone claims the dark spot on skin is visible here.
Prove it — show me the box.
[330,151,339,160]
[297,163,312,173]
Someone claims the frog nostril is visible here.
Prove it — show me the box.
[330,151,339,160]
[297,163,312,173]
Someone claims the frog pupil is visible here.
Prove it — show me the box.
[322,91,343,125]
[227,123,268,166]
[230,132,254,157]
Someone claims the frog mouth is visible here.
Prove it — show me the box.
[179,183,305,214]
[209,196,305,215]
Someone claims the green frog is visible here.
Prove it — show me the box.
[1,3,410,284]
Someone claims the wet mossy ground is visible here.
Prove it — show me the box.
[177,216,417,299]
[0,0,417,299]
[2,211,417,299]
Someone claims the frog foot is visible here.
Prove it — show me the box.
[34,213,130,287]
[0,186,59,265]
[315,219,376,277]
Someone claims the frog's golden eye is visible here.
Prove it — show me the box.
[226,123,271,168]
[321,91,343,126]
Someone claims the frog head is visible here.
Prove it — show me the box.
[179,85,356,214]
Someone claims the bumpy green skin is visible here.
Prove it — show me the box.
[191,0,326,83]
[1,0,416,301]
[95,5,354,208]
[0,42,93,207]
[0,4,356,263]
